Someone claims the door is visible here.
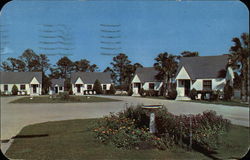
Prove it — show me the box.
[33,84,37,94]
[76,84,81,93]
[184,80,190,96]
[134,83,141,94]
[55,87,58,94]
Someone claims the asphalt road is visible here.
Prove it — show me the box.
[1,95,249,150]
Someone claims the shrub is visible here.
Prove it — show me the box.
[93,105,231,151]
[93,79,103,94]
[69,88,73,95]
[59,91,70,100]
[224,82,233,101]
[127,88,133,96]
[166,89,177,100]
[190,89,197,100]
[144,90,158,96]
[159,85,165,96]
[139,88,146,97]
[210,90,220,101]
[12,85,18,95]
[109,84,116,95]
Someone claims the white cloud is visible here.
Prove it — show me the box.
[0,47,13,55]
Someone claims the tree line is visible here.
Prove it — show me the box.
[1,33,249,102]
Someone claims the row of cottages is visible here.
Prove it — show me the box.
[0,72,42,96]
[71,72,113,95]
[0,71,113,96]
[131,55,234,100]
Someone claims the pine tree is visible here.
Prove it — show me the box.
[93,79,103,94]
[12,85,18,95]
[109,84,116,95]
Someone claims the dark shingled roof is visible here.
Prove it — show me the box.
[51,79,65,87]
[176,55,229,80]
[71,72,112,84]
[135,67,159,83]
[0,72,42,84]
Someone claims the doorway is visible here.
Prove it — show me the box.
[55,87,58,94]
[76,84,82,93]
[184,80,190,96]
[32,84,38,94]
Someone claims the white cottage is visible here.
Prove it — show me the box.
[175,55,234,100]
[131,67,163,96]
[0,72,42,96]
[71,72,113,95]
[49,79,65,95]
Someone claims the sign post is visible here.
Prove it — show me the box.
[141,105,162,133]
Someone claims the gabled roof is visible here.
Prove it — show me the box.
[71,72,112,84]
[51,79,65,87]
[134,67,159,83]
[0,72,42,84]
[176,55,229,80]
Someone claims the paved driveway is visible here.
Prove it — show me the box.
[1,95,249,141]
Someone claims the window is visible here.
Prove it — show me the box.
[59,86,63,90]
[4,85,8,91]
[103,84,107,90]
[87,85,92,90]
[149,83,154,90]
[203,80,212,90]
[20,85,26,90]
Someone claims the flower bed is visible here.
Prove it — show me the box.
[93,105,231,151]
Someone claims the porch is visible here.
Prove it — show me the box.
[176,79,191,100]
[132,82,142,96]
[29,84,41,96]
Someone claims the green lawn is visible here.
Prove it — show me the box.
[5,119,249,160]
[185,99,249,107]
[10,96,121,103]
[141,96,167,100]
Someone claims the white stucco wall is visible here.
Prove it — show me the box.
[75,77,84,84]
[131,75,141,83]
[72,82,112,95]
[176,67,190,80]
[176,78,227,97]
[132,74,163,95]
[191,78,226,91]
[141,82,162,90]
[176,66,234,99]
[0,83,41,95]
[49,84,65,95]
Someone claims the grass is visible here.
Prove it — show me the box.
[140,96,168,100]
[185,99,249,107]
[6,119,249,160]
[10,96,121,103]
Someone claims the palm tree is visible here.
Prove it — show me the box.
[154,52,178,96]
[229,33,249,102]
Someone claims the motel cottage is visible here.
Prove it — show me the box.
[49,79,65,95]
[0,72,42,96]
[131,67,164,96]
[71,72,113,95]
[175,55,234,100]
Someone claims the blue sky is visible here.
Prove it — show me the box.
[0,0,249,71]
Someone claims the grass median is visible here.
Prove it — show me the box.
[184,99,249,107]
[5,119,249,160]
[10,96,121,103]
